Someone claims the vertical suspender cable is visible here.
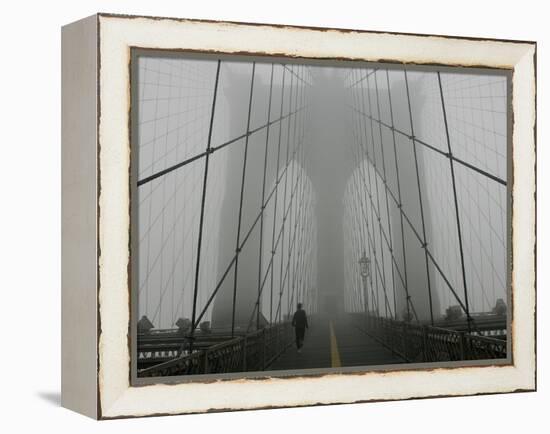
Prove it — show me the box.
[190,60,222,350]
[437,72,472,332]
[231,62,257,337]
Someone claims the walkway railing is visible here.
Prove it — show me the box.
[352,314,507,363]
[138,322,293,377]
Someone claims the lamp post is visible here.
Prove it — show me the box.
[358,251,371,316]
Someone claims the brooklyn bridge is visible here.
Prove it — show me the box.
[133,56,508,378]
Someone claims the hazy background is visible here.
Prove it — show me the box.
[136,56,507,329]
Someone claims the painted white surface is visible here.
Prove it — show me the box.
[1,0,547,432]
[98,13,534,418]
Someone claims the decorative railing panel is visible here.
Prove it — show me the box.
[138,322,293,377]
[352,314,506,363]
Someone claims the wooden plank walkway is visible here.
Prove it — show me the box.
[268,314,405,371]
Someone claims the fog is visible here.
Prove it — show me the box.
[136,56,507,330]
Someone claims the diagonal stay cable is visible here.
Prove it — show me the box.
[346,104,506,187]
[137,106,308,187]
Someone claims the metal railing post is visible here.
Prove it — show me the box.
[262,328,266,370]
[275,324,279,356]
[202,350,209,374]
[458,331,466,360]
[402,322,408,360]
[422,326,428,362]
[242,336,248,371]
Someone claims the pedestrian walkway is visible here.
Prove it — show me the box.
[268,314,405,371]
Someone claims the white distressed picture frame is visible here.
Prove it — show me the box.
[61,13,536,419]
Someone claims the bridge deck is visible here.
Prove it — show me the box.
[268,315,405,371]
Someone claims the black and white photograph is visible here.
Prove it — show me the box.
[132,53,510,379]
[3,0,544,430]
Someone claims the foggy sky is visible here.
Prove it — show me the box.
[136,56,507,329]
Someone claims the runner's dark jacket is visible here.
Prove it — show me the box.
[292,309,309,329]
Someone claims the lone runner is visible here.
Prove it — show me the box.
[292,303,309,353]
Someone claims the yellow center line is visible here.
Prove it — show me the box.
[329,321,342,368]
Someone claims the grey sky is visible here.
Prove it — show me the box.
[136,56,507,329]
